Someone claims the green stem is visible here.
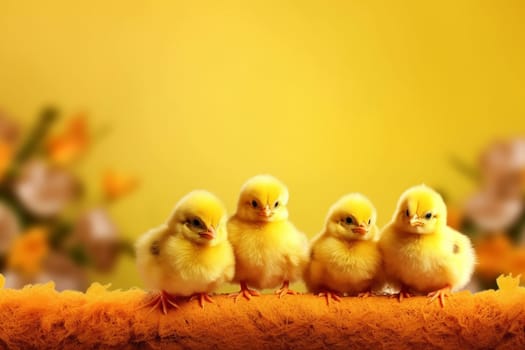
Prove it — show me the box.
[14,106,58,165]
[449,155,480,182]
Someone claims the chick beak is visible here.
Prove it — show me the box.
[410,216,424,227]
[258,206,273,218]
[352,225,368,235]
[199,227,216,240]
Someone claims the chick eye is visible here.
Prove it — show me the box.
[192,219,203,228]
[251,200,258,208]
[425,212,432,219]
[368,219,371,225]
[345,217,353,224]
[405,209,410,217]
[274,201,279,208]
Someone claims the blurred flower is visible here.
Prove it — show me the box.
[2,270,28,289]
[102,170,138,202]
[73,208,120,272]
[464,191,523,232]
[2,253,88,291]
[35,253,89,291]
[0,202,20,254]
[480,138,525,199]
[7,227,49,276]
[475,234,513,281]
[46,114,89,165]
[0,108,132,290]
[475,234,525,285]
[0,141,13,181]
[14,159,80,217]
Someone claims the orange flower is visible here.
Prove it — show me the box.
[46,114,89,165]
[7,227,49,276]
[102,170,138,201]
[475,234,525,282]
[0,141,13,181]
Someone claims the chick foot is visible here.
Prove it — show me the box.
[317,291,342,306]
[275,280,298,298]
[357,291,372,298]
[392,288,412,303]
[140,290,180,315]
[229,281,260,302]
[428,286,451,307]
[190,293,215,308]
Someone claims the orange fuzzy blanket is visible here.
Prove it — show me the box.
[0,275,523,349]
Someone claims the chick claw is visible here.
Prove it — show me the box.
[317,291,342,306]
[189,293,215,308]
[427,286,451,307]
[393,289,412,303]
[357,291,372,298]
[275,280,298,299]
[229,281,260,302]
[139,290,180,315]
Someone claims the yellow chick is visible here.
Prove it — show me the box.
[378,184,476,307]
[304,193,382,305]
[228,174,308,300]
[135,190,235,313]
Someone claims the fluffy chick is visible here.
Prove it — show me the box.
[228,174,308,300]
[378,184,476,307]
[136,190,235,313]
[304,193,382,305]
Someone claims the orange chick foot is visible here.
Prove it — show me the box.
[317,291,342,306]
[427,286,451,307]
[357,291,372,298]
[229,281,260,302]
[189,293,215,308]
[139,290,180,315]
[392,289,412,303]
[275,280,298,299]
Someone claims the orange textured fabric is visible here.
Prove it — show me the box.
[0,276,524,349]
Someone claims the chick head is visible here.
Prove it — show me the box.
[235,174,289,223]
[325,193,377,241]
[167,190,227,245]
[393,184,447,234]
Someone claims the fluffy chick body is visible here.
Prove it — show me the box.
[228,174,308,290]
[379,185,475,295]
[228,218,306,289]
[136,190,235,297]
[304,193,382,295]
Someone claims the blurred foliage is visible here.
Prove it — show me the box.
[449,138,525,290]
[0,107,137,291]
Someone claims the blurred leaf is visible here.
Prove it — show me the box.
[460,217,480,239]
[0,188,39,228]
[14,106,58,165]
[507,200,525,244]
[0,141,13,182]
[68,244,91,267]
[449,154,480,182]
[118,239,136,258]
[48,221,73,249]
[0,254,6,272]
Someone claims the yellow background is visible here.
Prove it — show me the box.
[1,0,524,290]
